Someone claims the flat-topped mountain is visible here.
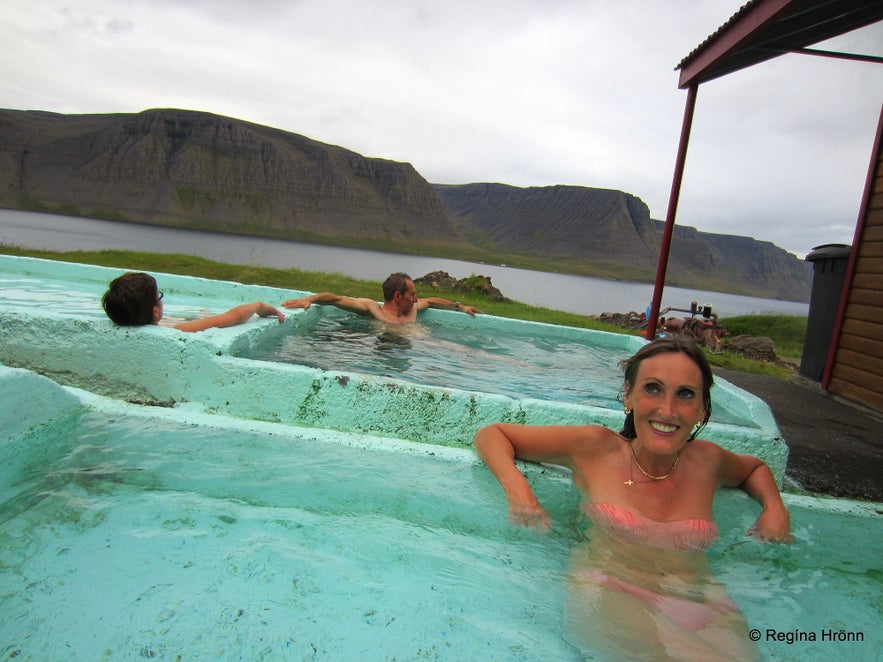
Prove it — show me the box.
[0,107,467,250]
[0,107,810,301]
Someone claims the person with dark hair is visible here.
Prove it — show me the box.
[282,272,482,324]
[102,272,285,332]
[474,337,790,660]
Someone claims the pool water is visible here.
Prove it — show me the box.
[241,312,625,406]
[241,311,751,425]
[1,405,879,661]
[0,410,580,660]
[0,275,108,319]
[709,496,882,661]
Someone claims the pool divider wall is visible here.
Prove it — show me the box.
[0,365,87,497]
[0,255,790,483]
[4,363,876,527]
[0,361,572,479]
[0,364,82,446]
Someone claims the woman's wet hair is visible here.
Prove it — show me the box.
[618,336,714,441]
[102,272,159,326]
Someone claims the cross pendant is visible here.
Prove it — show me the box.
[623,479,635,486]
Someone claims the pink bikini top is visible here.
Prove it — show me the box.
[583,503,719,551]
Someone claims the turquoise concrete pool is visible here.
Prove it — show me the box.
[3,255,880,659]
[0,255,785,469]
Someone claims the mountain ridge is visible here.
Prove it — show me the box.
[434,182,810,301]
[0,107,811,302]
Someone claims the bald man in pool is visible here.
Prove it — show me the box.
[282,272,482,324]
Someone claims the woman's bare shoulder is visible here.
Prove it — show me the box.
[682,438,735,473]
[574,425,625,456]
[687,438,729,459]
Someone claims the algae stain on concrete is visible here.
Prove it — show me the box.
[296,378,329,425]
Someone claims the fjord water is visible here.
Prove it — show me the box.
[0,209,809,318]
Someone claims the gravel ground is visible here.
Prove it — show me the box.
[714,368,883,504]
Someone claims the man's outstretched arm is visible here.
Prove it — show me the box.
[416,297,483,316]
[283,292,383,318]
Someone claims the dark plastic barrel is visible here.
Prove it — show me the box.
[799,243,852,381]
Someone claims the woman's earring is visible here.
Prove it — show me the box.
[624,407,632,415]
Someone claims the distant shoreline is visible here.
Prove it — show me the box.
[0,206,810,305]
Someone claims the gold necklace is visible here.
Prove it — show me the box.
[624,444,680,486]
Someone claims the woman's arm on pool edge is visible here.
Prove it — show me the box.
[475,423,590,532]
[719,449,793,543]
[475,424,550,531]
[174,302,285,332]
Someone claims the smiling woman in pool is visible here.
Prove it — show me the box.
[475,336,792,659]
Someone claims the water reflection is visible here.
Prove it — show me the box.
[374,328,415,373]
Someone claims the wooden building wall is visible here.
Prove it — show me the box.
[827,109,883,412]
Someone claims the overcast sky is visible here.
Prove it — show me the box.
[3,0,881,258]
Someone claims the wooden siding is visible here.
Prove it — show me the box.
[828,134,883,412]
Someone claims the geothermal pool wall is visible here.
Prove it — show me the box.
[0,255,788,481]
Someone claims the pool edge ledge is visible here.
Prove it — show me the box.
[0,255,789,482]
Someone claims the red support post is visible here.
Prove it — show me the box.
[647,84,698,340]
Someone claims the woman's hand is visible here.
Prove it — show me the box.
[747,506,793,543]
[256,302,285,322]
[508,498,551,533]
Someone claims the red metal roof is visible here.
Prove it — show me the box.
[676,0,883,88]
